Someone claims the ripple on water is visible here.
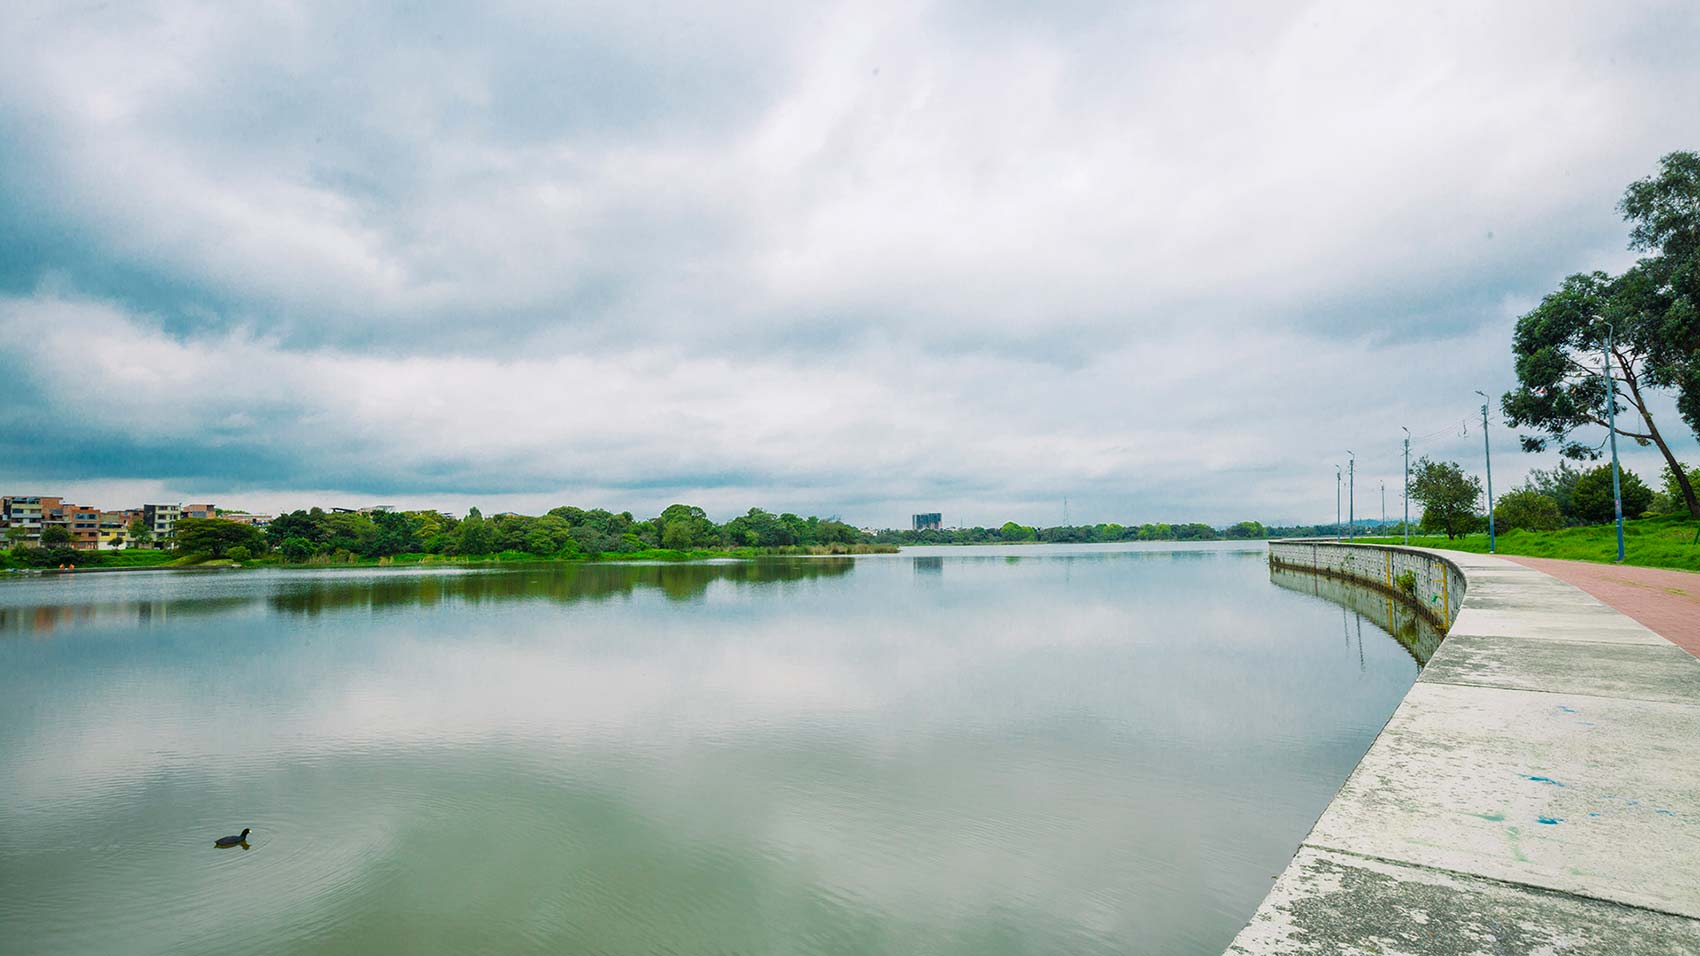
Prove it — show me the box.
[0,762,403,956]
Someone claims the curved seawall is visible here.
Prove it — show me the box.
[1267,564,1445,666]
[1229,542,1700,954]
[1266,540,1464,630]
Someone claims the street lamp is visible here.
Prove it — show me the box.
[1347,450,1355,541]
[1603,324,1626,562]
[1402,426,1410,545]
[1475,391,1495,554]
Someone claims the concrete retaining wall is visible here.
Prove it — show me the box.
[1268,564,1445,666]
[1228,544,1700,953]
[1268,540,1464,630]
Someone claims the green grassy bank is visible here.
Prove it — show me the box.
[1356,514,1700,573]
[0,549,179,571]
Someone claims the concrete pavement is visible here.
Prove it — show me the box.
[1500,555,1700,661]
[1227,547,1700,955]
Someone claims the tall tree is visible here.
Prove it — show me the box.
[1503,152,1700,517]
[1492,489,1563,532]
[1410,457,1482,539]
[456,507,491,555]
[127,517,153,549]
[1570,465,1653,524]
[173,518,266,558]
[1522,460,1586,524]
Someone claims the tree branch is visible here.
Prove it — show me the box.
[1579,413,1651,440]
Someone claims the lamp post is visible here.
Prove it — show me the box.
[1347,450,1355,541]
[1604,324,1626,562]
[1380,480,1386,532]
[1475,391,1495,554]
[1402,426,1410,545]
[1336,465,1342,541]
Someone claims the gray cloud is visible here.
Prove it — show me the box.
[1,0,1698,524]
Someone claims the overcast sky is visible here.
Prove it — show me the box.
[3,0,1698,527]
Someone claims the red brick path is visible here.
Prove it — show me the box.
[1500,555,1700,660]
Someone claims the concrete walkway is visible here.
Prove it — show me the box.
[1500,555,1700,661]
[1228,549,1700,955]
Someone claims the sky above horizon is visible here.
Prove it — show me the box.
[3,0,1699,527]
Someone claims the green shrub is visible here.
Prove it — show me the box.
[1572,465,1653,524]
[226,546,252,562]
[11,546,87,568]
[1493,489,1563,532]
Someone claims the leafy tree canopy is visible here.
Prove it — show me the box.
[1492,489,1563,533]
[174,518,266,558]
[1410,457,1482,539]
[1523,460,1587,524]
[1571,465,1653,524]
[1504,151,1700,516]
[126,517,153,546]
[1653,462,1697,515]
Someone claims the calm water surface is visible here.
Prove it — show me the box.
[0,543,1428,955]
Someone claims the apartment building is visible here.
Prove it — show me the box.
[98,511,135,550]
[141,503,182,544]
[2,496,51,544]
[4,497,260,550]
[0,498,120,550]
[60,504,102,550]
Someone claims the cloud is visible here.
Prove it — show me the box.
[1,0,1698,522]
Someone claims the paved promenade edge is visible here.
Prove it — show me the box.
[1225,544,1700,956]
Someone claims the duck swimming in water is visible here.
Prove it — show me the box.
[214,828,251,848]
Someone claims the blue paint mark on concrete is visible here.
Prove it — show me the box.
[1537,817,1562,825]
[1655,809,1677,817]
[1525,776,1565,786]
[1557,705,1578,713]
[1588,812,1601,817]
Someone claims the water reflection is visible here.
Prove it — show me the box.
[0,559,856,636]
[1269,566,1444,665]
[0,592,255,637]
[267,559,855,616]
[1,544,1422,956]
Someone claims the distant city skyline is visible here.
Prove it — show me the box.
[3,1,1698,526]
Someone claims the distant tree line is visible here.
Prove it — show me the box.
[871,519,1271,546]
[3,507,1328,569]
[253,504,871,563]
[1502,150,1700,517]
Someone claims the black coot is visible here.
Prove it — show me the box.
[214,828,251,847]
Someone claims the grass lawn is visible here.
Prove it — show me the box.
[104,550,182,567]
[1356,514,1700,573]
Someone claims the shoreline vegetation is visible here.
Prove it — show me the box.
[6,504,1694,575]
[1,506,1303,574]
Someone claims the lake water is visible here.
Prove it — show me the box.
[0,543,1429,955]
